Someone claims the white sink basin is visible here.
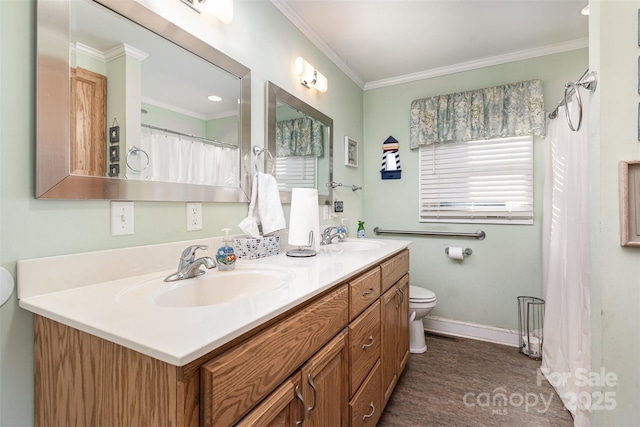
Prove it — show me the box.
[117,265,293,308]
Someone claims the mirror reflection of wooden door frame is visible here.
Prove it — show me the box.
[70,67,107,177]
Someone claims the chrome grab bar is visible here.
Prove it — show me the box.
[374,227,485,240]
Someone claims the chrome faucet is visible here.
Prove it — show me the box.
[164,245,216,282]
[320,226,346,245]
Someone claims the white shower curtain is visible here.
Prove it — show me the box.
[134,130,239,186]
[542,95,591,426]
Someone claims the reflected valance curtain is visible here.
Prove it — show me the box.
[409,79,545,149]
[276,118,323,157]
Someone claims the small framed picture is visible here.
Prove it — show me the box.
[109,146,119,162]
[345,136,358,168]
[109,163,120,177]
[109,126,120,143]
[619,160,640,247]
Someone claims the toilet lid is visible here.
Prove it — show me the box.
[410,285,436,302]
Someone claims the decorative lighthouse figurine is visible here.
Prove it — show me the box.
[380,136,402,179]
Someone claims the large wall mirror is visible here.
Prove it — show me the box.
[36,0,251,201]
[266,82,332,205]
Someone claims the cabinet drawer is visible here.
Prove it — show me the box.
[201,285,348,427]
[349,299,381,396]
[381,250,409,293]
[349,359,382,427]
[349,267,381,321]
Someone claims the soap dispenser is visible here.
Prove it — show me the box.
[216,228,236,271]
[337,218,348,241]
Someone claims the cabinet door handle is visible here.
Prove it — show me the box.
[362,335,375,350]
[362,287,375,297]
[294,385,305,426]
[362,401,376,420]
[306,374,317,418]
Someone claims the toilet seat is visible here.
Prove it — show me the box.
[409,285,436,303]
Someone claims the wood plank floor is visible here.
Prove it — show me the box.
[378,333,574,427]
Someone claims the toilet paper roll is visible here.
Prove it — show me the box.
[448,246,464,260]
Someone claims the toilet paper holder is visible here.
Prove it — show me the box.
[445,247,472,256]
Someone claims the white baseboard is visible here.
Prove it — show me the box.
[423,316,520,348]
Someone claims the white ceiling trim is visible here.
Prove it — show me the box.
[271,0,588,92]
[270,0,365,89]
[364,38,590,90]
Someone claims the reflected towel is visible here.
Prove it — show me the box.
[239,172,286,237]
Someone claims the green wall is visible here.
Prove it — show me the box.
[2,0,639,425]
[363,49,588,330]
[0,0,363,425]
[590,1,640,425]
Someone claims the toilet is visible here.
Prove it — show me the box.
[409,285,437,353]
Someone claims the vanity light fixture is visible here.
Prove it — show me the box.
[295,57,328,93]
[580,4,589,15]
[179,0,234,24]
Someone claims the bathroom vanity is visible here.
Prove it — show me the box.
[19,239,410,426]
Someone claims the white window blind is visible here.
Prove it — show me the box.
[275,156,317,191]
[419,136,533,224]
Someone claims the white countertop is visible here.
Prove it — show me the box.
[18,238,410,366]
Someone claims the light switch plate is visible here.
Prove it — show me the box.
[111,201,134,236]
[187,203,202,231]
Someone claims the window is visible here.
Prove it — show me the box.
[275,156,317,191]
[419,136,533,224]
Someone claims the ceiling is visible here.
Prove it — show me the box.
[273,0,589,89]
[72,0,241,119]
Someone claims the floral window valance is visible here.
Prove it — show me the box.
[276,117,324,157]
[409,79,545,149]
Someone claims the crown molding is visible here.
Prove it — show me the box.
[364,38,589,90]
[269,1,589,92]
[270,0,365,89]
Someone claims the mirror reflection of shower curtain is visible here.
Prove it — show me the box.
[136,130,238,186]
[542,94,590,426]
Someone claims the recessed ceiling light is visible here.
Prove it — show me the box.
[208,95,222,102]
[581,5,589,16]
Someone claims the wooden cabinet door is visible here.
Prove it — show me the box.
[396,275,410,374]
[70,67,106,177]
[380,286,398,406]
[300,329,349,427]
[236,373,304,427]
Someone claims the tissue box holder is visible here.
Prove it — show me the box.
[234,236,280,259]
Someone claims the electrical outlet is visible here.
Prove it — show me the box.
[111,201,134,236]
[187,203,202,231]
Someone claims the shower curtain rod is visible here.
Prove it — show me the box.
[548,69,594,120]
[141,123,238,149]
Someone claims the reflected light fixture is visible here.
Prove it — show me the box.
[295,57,328,93]
[179,0,234,24]
[581,4,589,15]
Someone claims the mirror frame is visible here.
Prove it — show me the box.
[36,0,251,201]
[266,81,333,205]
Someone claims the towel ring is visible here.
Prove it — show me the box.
[126,146,150,173]
[251,146,275,175]
[564,82,583,132]
[563,71,597,132]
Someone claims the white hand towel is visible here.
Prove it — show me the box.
[256,172,286,235]
[238,172,286,237]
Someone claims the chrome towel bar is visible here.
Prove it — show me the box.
[373,227,485,240]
